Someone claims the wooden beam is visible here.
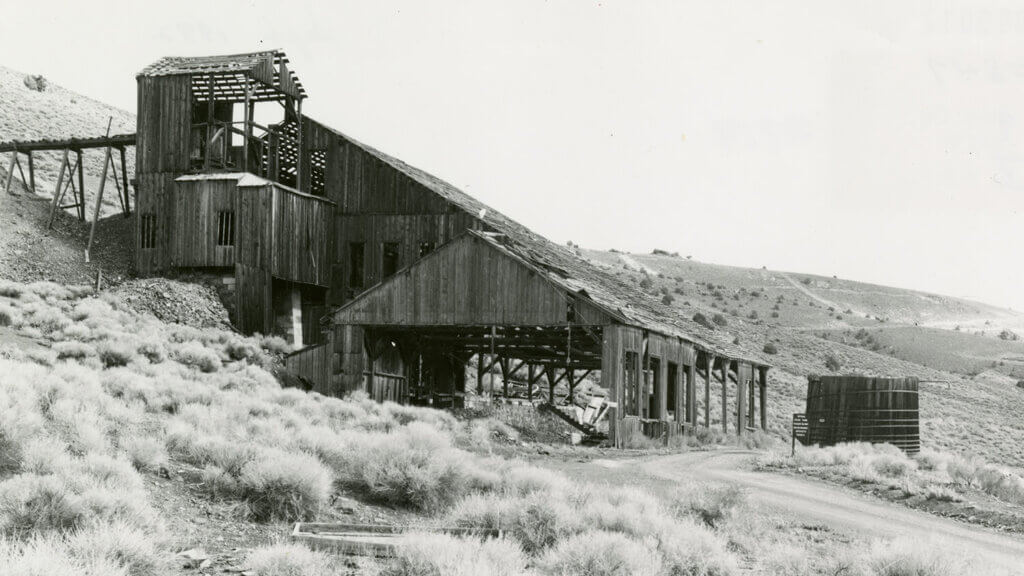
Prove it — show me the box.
[47,149,69,229]
[75,150,85,220]
[704,354,713,427]
[687,361,697,427]
[119,147,130,216]
[721,360,729,434]
[759,366,769,430]
[86,119,114,261]
[204,75,214,170]
[4,150,15,196]
[26,151,34,193]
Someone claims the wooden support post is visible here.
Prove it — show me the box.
[48,149,69,229]
[546,366,556,404]
[204,76,214,170]
[296,97,303,191]
[489,325,496,398]
[567,369,576,405]
[243,77,251,171]
[736,363,746,436]
[527,364,534,402]
[674,363,683,423]
[86,119,114,261]
[75,150,85,220]
[721,360,729,434]
[634,342,644,417]
[500,357,510,398]
[476,354,484,395]
[748,368,756,429]
[704,354,713,427]
[4,150,16,195]
[687,362,697,427]
[119,147,130,216]
[14,153,27,193]
[759,366,769,430]
[26,151,34,193]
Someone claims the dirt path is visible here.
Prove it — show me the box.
[545,450,1024,573]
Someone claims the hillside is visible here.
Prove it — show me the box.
[0,65,135,217]
[580,249,1024,470]
[1,62,1022,471]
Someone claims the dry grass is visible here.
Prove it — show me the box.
[0,278,993,575]
[245,542,346,576]
[383,533,527,576]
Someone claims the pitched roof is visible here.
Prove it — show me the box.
[138,49,305,99]
[317,122,768,366]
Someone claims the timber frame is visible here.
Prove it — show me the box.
[327,231,772,446]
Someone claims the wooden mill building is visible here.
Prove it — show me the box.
[12,49,775,445]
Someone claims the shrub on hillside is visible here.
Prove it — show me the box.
[537,530,662,576]
[0,473,87,533]
[384,533,527,576]
[330,423,490,511]
[53,341,98,360]
[446,492,581,553]
[693,313,714,330]
[712,313,727,327]
[0,303,22,327]
[96,340,137,368]
[171,341,222,372]
[824,353,842,372]
[237,448,333,522]
[671,483,746,528]
[762,342,778,355]
[246,542,345,576]
[67,521,164,576]
[124,436,168,473]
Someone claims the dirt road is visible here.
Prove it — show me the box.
[547,450,1024,573]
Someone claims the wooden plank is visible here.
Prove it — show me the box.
[48,149,69,229]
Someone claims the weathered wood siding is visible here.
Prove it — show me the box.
[602,325,644,447]
[235,263,272,334]
[134,173,176,274]
[285,343,330,389]
[268,185,333,286]
[332,234,611,327]
[327,324,365,398]
[136,75,192,174]
[333,213,476,303]
[170,179,237,267]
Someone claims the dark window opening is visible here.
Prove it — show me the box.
[310,149,327,196]
[667,362,679,418]
[418,241,436,258]
[624,351,638,416]
[140,214,157,250]
[566,297,577,323]
[648,357,661,418]
[382,242,400,279]
[349,242,365,288]
[216,210,235,246]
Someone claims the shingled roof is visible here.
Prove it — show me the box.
[318,122,767,366]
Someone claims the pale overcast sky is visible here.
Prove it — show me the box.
[2,1,1022,309]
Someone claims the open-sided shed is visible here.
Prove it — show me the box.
[328,229,771,446]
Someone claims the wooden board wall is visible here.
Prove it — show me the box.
[332,212,476,304]
[136,75,192,174]
[170,179,237,267]
[332,234,611,328]
[134,173,177,274]
[601,325,644,447]
[268,184,334,286]
[234,263,272,334]
[328,324,366,398]
[284,343,330,390]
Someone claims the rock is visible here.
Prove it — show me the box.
[178,548,209,569]
[23,74,47,92]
